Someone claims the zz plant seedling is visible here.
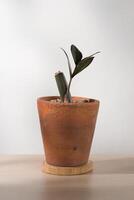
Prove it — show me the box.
[55,45,100,103]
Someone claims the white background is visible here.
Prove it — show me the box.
[0,0,134,154]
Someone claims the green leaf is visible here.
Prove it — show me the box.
[61,48,72,78]
[71,44,82,65]
[72,56,94,77]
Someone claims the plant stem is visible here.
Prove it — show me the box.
[66,77,72,102]
[55,71,69,102]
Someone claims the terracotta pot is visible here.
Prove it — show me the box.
[37,96,99,167]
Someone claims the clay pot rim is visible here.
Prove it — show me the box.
[37,96,99,106]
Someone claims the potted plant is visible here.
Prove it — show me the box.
[37,45,100,175]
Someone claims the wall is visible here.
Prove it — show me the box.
[0,0,134,154]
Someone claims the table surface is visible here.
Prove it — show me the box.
[0,155,134,200]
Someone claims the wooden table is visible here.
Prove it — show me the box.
[0,155,134,200]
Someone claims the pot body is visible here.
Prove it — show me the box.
[37,96,99,167]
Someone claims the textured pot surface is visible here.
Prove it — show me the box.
[37,96,99,167]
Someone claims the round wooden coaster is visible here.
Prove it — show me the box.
[42,161,93,175]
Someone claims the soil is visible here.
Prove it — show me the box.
[50,98,95,103]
